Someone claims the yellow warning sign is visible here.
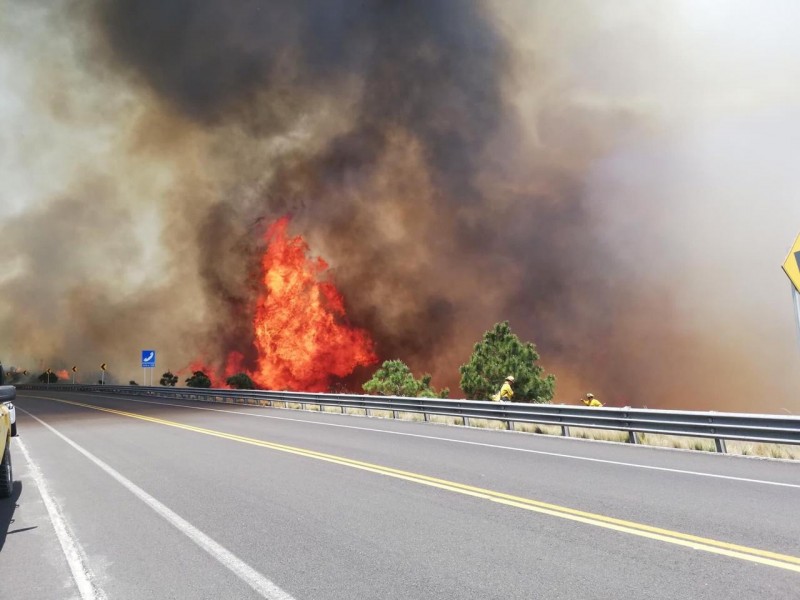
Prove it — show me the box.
[782,232,800,292]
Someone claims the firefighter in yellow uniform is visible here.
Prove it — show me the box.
[492,375,515,402]
[582,393,602,407]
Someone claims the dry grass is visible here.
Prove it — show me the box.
[513,425,800,460]
[428,415,463,426]
[462,418,511,430]
[370,409,395,419]
[726,440,800,460]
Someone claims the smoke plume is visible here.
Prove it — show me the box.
[1,0,799,412]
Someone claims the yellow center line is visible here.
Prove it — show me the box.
[36,396,800,573]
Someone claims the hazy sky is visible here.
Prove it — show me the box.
[1,1,799,412]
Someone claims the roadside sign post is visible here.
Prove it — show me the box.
[782,232,800,354]
[141,350,156,386]
[793,286,800,351]
[100,362,107,385]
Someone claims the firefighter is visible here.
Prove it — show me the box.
[582,393,602,407]
[492,375,515,402]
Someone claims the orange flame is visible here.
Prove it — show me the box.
[251,217,376,391]
[188,217,376,391]
[56,369,70,380]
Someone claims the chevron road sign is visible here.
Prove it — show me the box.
[782,232,800,293]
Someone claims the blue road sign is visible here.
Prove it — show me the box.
[141,350,156,368]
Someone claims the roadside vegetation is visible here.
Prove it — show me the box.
[226,372,256,389]
[459,321,555,403]
[37,370,59,384]
[160,371,179,386]
[362,359,449,398]
[185,370,211,388]
[360,321,556,404]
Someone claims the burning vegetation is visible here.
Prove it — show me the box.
[195,216,377,392]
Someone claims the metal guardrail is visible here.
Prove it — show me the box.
[17,384,800,453]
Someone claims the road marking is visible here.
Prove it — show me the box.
[16,436,107,600]
[19,409,297,600]
[28,397,800,574]
[57,392,800,490]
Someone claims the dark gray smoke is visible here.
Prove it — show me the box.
[96,0,529,372]
[2,1,799,412]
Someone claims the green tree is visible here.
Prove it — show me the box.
[129,380,139,386]
[226,372,255,390]
[363,360,449,398]
[38,371,58,384]
[459,321,555,403]
[160,371,179,386]
[185,370,212,388]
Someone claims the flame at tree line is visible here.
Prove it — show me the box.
[188,217,377,392]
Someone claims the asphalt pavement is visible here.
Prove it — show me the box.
[1,389,798,599]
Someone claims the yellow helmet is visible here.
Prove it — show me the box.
[506,375,515,382]
[586,393,594,399]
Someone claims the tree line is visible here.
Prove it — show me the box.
[173,321,556,403]
[21,321,555,403]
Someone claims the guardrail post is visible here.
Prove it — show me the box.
[628,431,639,445]
[463,415,470,427]
[561,425,570,437]
[714,438,727,454]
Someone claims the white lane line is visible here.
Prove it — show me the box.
[20,409,297,600]
[16,436,107,600]
[25,393,800,490]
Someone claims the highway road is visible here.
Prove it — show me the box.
[1,388,798,599]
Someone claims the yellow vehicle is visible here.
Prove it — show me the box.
[0,400,11,498]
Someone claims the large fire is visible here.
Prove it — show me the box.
[189,217,377,391]
[252,217,377,390]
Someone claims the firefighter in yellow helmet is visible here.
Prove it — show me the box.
[492,375,515,402]
[582,393,602,407]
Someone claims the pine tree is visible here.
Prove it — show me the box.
[459,321,555,403]
[363,360,449,398]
